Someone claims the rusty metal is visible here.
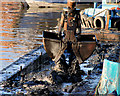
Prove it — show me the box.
[105,10,110,30]
[81,31,120,42]
[43,0,96,64]
[67,0,76,9]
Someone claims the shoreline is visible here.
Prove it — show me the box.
[0,45,48,83]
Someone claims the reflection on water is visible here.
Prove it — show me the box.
[0,2,61,70]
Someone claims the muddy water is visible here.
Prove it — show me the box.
[0,2,61,70]
[0,2,93,71]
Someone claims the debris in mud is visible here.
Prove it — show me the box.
[105,43,120,62]
[1,0,120,95]
[1,41,119,96]
[94,43,120,95]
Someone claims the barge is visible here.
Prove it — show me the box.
[81,0,120,31]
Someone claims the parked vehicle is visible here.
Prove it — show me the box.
[81,0,120,31]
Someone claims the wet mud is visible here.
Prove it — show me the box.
[1,41,119,95]
[1,2,120,95]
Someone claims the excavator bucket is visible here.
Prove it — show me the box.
[76,35,96,61]
[43,31,96,63]
[43,31,67,62]
[43,0,96,64]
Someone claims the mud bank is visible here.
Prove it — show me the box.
[0,41,119,95]
[0,45,49,84]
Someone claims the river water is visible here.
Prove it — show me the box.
[0,2,62,70]
[0,2,93,71]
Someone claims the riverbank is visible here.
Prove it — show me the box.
[0,41,119,95]
[0,45,46,83]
